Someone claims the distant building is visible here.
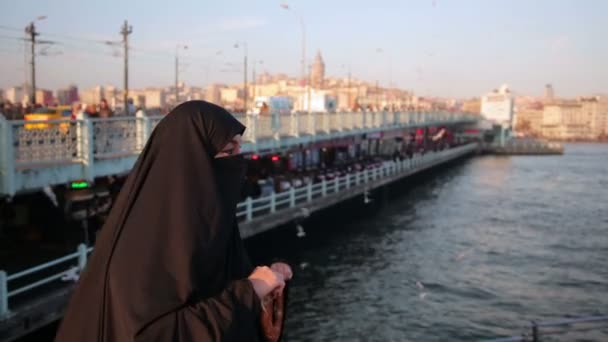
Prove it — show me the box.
[515,109,544,136]
[462,98,481,114]
[581,96,608,138]
[205,84,223,105]
[5,86,26,104]
[35,89,54,106]
[310,50,325,89]
[57,85,79,105]
[542,101,588,140]
[144,88,166,109]
[481,84,514,127]
[81,86,121,107]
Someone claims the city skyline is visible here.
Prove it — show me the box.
[0,0,606,98]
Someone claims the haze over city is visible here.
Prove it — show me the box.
[1,0,606,98]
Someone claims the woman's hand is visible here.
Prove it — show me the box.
[248,266,285,300]
[270,262,293,281]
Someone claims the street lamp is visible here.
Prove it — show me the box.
[252,60,263,99]
[175,44,188,105]
[24,15,47,104]
[375,48,383,110]
[280,3,306,109]
[341,64,352,111]
[234,42,248,113]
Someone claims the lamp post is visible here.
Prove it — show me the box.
[375,48,385,110]
[341,64,352,111]
[252,60,263,99]
[234,42,248,113]
[280,3,306,110]
[175,44,188,105]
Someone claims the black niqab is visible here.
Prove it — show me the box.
[55,101,261,341]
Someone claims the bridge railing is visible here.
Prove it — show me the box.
[0,143,477,319]
[0,244,93,319]
[0,110,478,196]
[234,143,476,223]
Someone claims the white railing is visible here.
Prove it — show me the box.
[232,143,476,224]
[0,244,93,319]
[0,110,478,196]
[0,143,476,320]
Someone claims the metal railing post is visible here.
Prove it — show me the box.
[382,110,387,127]
[79,118,95,182]
[307,112,313,136]
[272,111,280,140]
[246,196,253,221]
[289,187,295,207]
[0,117,16,196]
[270,192,276,213]
[334,177,339,192]
[77,243,88,272]
[0,270,8,318]
[322,179,327,196]
[307,182,312,202]
[136,110,150,150]
[247,114,258,143]
[346,173,351,189]
[292,113,300,137]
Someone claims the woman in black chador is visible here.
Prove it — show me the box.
[56,101,292,342]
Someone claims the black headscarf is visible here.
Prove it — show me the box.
[56,101,261,342]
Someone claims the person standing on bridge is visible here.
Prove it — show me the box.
[55,100,292,342]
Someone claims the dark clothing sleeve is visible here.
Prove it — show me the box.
[135,279,261,342]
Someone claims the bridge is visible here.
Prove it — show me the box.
[0,110,480,341]
[0,141,478,341]
[0,110,478,196]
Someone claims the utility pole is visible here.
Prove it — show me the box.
[307,64,312,114]
[175,45,187,106]
[234,42,248,113]
[347,68,352,111]
[175,53,178,105]
[252,61,257,99]
[244,48,248,113]
[25,22,38,104]
[375,80,379,110]
[121,20,132,114]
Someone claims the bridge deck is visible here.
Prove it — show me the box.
[0,110,478,196]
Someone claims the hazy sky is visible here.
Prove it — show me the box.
[0,0,606,98]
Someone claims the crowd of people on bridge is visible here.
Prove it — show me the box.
[0,98,139,121]
[241,146,437,200]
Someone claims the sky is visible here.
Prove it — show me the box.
[0,0,606,98]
